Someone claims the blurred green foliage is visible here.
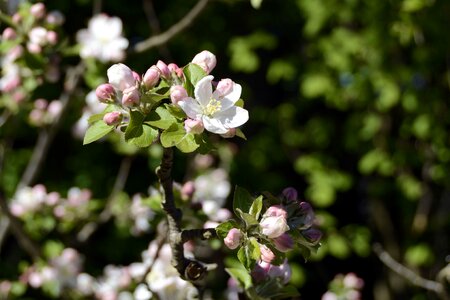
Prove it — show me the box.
[1,0,449,298]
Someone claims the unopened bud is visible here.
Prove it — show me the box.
[29,27,48,46]
[184,118,204,134]
[264,205,288,219]
[2,27,16,40]
[181,181,195,200]
[143,66,160,88]
[27,42,42,54]
[168,63,179,73]
[46,31,58,45]
[95,83,116,103]
[267,259,292,284]
[132,71,141,82]
[216,78,234,97]
[273,233,294,252]
[30,3,46,19]
[47,100,63,119]
[12,13,21,23]
[260,245,275,263]
[224,228,242,250]
[221,128,236,138]
[46,10,65,25]
[103,111,123,126]
[302,228,322,245]
[107,63,136,91]
[156,60,170,79]
[122,87,140,107]
[282,187,298,202]
[192,50,216,74]
[170,85,188,104]
[260,215,289,239]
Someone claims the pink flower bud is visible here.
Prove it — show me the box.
[156,60,170,79]
[184,118,204,134]
[192,50,217,74]
[260,215,289,238]
[181,181,195,200]
[46,10,65,25]
[122,87,140,107]
[224,228,241,250]
[27,42,42,54]
[29,27,48,46]
[282,187,298,201]
[30,3,46,19]
[34,98,48,109]
[302,228,322,244]
[216,78,234,97]
[267,259,292,284]
[47,100,62,119]
[168,63,179,73]
[260,245,275,263]
[251,261,270,283]
[9,45,23,61]
[96,83,116,103]
[273,233,294,252]
[46,31,58,45]
[12,13,21,24]
[103,111,123,126]
[343,273,364,289]
[107,63,136,91]
[2,27,16,40]
[220,128,236,138]
[143,66,160,88]
[132,71,141,82]
[170,85,188,104]
[264,205,288,219]
[297,201,315,229]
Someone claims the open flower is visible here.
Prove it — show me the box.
[76,14,128,62]
[178,75,248,134]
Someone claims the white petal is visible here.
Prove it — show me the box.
[215,106,249,129]
[107,63,135,91]
[178,97,202,119]
[222,82,242,109]
[202,116,228,134]
[194,75,213,107]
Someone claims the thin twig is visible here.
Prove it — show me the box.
[77,156,134,242]
[373,243,445,297]
[132,0,210,54]
[18,63,85,190]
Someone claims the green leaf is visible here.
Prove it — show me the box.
[83,121,114,145]
[238,238,260,271]
[249,195,263,219]
[233,186,254,216]
[226,267,253,290]
[165,103,187,119]
[184,63,207,87]
[160,123,200,153]
[236,208,260,231]
[216,219,239,239]
[236,128,247,140]
[87,105,116,124]
[146,106,177,129]
[127,124,158,148]
[249,237,261,261]
[124,110,145,141]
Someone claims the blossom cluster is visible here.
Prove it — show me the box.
[322,273,364,300]
[85,50,249,151]
[218,187,322,294]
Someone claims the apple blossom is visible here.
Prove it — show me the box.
[282,187,298,201]
[76,14,129,62]
[178,75,249,134]
[46,10,65,25]
[192,50,217,74]
[30,2,46,19]
[221,128,236,138]
[170,85,188,104]
[224,228,242,249]
[122,86,140,106]
[260,245,276,263]
[260,215,289,238]
[156,60,170,79]
[107,63,136,91]
[103,111,123,126]
[263,205,288,219]
[95,83,116,102]
[273,233,294,252]
[2,27,16,40]
[29,27,48,46]
[184,118,204,134]
[143,66,160,88]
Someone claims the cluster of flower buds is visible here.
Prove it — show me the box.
[28,98,63,127]
[92,50,248,140]
[251,259,292,284]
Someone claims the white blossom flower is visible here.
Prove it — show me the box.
[76,14,128,63]
[178,75,249,134]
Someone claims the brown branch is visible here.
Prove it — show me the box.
[131,0,210,54]
[156,147,207,282]
[373,243,446,298]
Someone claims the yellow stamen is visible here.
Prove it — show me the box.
[203,98,222,116]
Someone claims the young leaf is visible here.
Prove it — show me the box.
[146,106,177,129]
[225,268,253,290]
[127,124,158,148]
[236,208,259,230]
[248,237,261,261]
[236,128,247,140]
[216,220,240,239]
[160,123,200,153]
[249,195,263,219]
[83,121,114,145]
[233,186,254,216]
[124,110,145,141]
[184,63,207,87]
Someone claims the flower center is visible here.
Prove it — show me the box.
[203,98,222,116]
